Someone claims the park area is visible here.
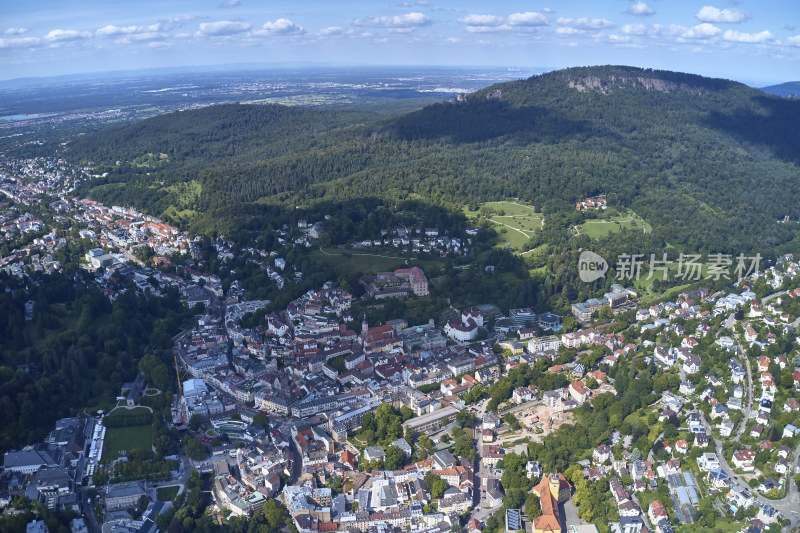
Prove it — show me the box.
[102,407,153,459]
[574,210,651,239]
[463,201,544,253]
[156,486,180,502]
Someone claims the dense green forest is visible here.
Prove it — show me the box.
[0,273,194,451]
[67,65,800,254]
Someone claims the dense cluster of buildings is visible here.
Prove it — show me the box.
[281,448,475,533]
[571,285,638,322]
[360,267,430,299]
[2,417,101,513]
[3,154,800,533]
[211,435,290,517]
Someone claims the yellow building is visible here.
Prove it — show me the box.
[531,473,571,533]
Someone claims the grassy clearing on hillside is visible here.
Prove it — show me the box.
[463,200,543,253]
[162,206,197,222]
[576,210,651,239]
[633,262,711,303]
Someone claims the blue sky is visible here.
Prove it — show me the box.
[0,0,797,84]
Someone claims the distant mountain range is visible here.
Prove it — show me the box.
[68,65,800,254]
[760,81,800,98]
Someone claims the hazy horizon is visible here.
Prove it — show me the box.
[1,0,797,85]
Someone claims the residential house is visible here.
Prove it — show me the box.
[698,453,720,472]
[731,449,756,471]
[568,381,591,404]
[363,447,385,463]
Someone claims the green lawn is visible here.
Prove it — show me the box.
[576,210,651,240]
[309,247,440,277]
[106,406,152,419]
[463,200,543,253]
[156,486,180,502]
[162,205,197,222]
[103,407,153,459]
[679,518,741,533]
[468,200,540,217]
[491,222,535,251]
[634,262,712,304]
[103,424,153,458]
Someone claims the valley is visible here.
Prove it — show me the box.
[1,64,799,533]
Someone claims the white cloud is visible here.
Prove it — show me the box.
[722,29,773,43]
[621,23,647,35]
[787,34,800,47]
[4,27,28,35]
[0,36,40,49]
[445,37,459,43]
[221,0,240,7]
[162,15,203,27]
[318,26,345,36]
[695,6,749,23]
[556,17,615,30]
[670,22,721,40]
[96,25,136,36]
[43,29,90,42]
[353,12,432,30]
[627,1,654,16]
[464,25,503,33]
[460,11,547,33]
[259,18,304,35]
[508,12,548,27]
[608,34,631,42]
[542,8,554,14]
[415,0,431,5]
[197,20,252,36]
[2,29,91,50]
[555,27,581,35]
[458,14,504,27]
[96,23,164,37]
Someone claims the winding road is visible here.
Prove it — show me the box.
[698,409,800,526]
[694,306,800,526]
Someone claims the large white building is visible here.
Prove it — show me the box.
[444,310,483,342]
[527,336,561,353]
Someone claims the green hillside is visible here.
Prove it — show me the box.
[761,81,800,98]
[69,65,800,254]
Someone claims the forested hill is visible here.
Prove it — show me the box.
[69,65,800,253]
[761,81,800,98]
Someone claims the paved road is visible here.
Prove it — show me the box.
[760,290,787,306]
[647,431,664,463]
[733,340,754,442]
[693,305,800,526]
[465,399,504,524]
[78,487,101,533]
[699,408,800,526]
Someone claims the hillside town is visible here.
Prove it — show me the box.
[1,157,800,533]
